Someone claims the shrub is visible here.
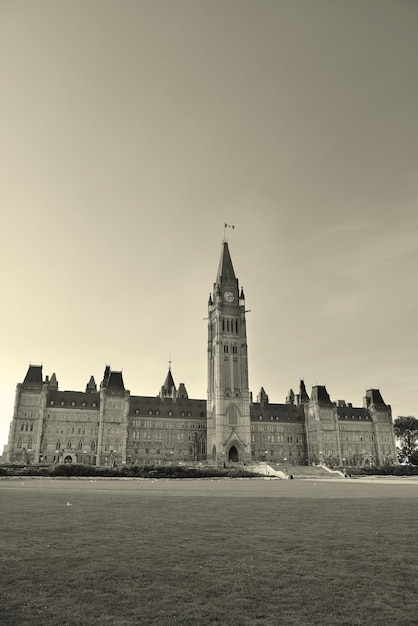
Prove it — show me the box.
[51,463,97,477]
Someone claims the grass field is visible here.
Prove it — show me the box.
[1,477,417,626]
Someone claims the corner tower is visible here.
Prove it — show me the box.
[207,241,251,463]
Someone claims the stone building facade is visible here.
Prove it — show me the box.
[4,242,397,468]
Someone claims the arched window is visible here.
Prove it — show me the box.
[228,404,238,425]
[56,440,61,451]
[198,435,206,455]
[25,423,29,432]
[27,438,33,450]
[78,440,83,451]
[30,423,33,432]
[90,440,96,452]
[20,423,24,431]
[67,440,72,450]
[17,438,22,449]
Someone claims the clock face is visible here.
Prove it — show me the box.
[224,291,234,303]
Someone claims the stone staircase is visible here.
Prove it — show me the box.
[281,464,344,479]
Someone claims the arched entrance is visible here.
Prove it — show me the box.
[228,445,239,462]
[64,455,73,464]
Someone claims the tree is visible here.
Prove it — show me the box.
[410,449,418,466]
[394,416,418,464]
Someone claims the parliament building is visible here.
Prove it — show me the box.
[4,242,397,468]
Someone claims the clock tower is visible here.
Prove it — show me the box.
[207,241,252,464]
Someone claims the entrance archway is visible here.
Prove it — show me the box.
[64,455,73,464]
[228,445,238,462]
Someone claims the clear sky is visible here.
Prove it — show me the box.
[1,0,418,452]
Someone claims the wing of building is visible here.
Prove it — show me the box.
[4,242,397,468]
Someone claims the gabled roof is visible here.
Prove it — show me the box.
[216,241,237,285]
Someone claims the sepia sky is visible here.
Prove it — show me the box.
[1,0,418,451]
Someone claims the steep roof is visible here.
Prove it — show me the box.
[299,380,310,403]
[86,376,97,392]
[47,390,100,408]
[129,396,205,418]
[162,368,176,396]
[337,406,370,421]
[310,385,332,405]
[365,389,386,407]
[22,365,43,387]
[106,371,125,393]
[251,402,305,423]
[216,241,237,285]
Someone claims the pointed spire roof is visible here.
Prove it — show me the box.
[299,380,310,403]
[162,367,176,397]
[216,241,237,285]
[86,376,97,393]
[49,373,58,389]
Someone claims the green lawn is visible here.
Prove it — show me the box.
[1,478,417,625]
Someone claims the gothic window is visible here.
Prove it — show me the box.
[56,440,61,451]
[25,423,29,431]
[17,438,22,449]
[224,345,229,353]
[228,404,238,425]
[20,423,24,431]
[30,423,33,432]
[222,319,225,331]
[227,319,230,332]
[27,438,33,449]
[78,440,83,451]
[90,440,96,452]
[198,435,206,455]
[235,320,239,333]
[67,440,72,449]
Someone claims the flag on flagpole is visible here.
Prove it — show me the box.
[224,223,235,229]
